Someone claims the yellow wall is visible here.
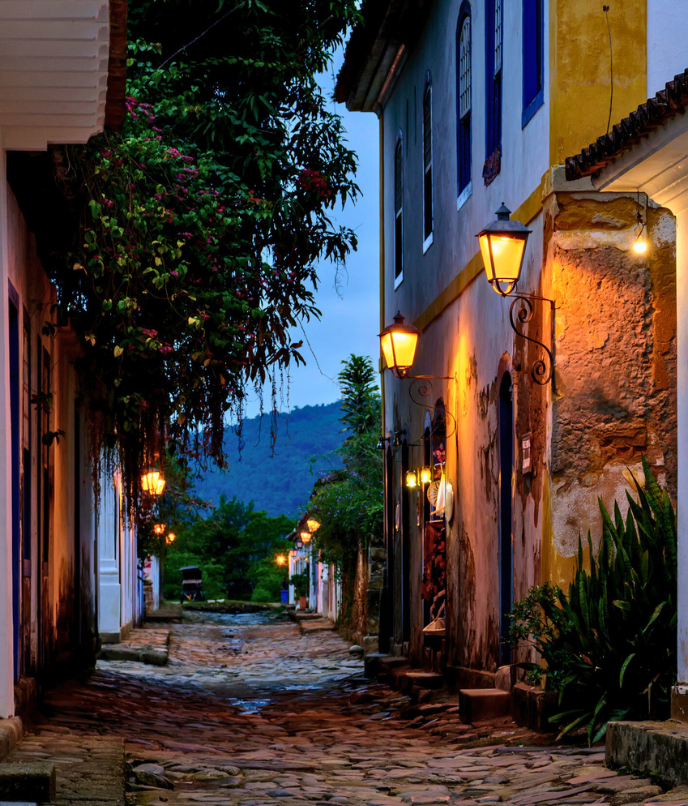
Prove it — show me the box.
[549,0,647,166]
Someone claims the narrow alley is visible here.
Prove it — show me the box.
[1,612,674,806]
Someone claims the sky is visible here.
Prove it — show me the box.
[243,50,380,418]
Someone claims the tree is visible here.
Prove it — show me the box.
[24,0,360,503]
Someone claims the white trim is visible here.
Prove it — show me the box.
[394,271,404,290]
[422,231,434,254]
[457,181,473,211]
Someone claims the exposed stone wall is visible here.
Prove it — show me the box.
[548,193,676,578]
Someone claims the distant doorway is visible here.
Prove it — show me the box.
[498,373,514,665]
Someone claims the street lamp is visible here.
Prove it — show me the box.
[379,312,421,379]
[300,530,312,545]
[306,518,321,533]
[405,470,418,489]
[141,469,166,496]
[477,203,531,296]
[419,466,432,485]
[153,523,165,535]
[476,204,554,386]
[276,554,286,566]
[166,532,176,544]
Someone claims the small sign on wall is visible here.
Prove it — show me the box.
[522,433,532,474]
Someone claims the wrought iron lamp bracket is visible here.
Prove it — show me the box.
[503,293,555,386]
[408,376,457,440]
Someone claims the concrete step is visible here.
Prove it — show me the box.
[0,762,56,802]
[403,670,445,690]
[458,688,511,723]
[300,619,335,634]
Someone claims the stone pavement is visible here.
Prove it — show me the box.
[3,611,685,806]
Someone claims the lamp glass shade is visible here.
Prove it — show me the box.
[295,538,304,550]
[141,470,159,492]
[300,531,312,544]
[419,466,432,485]
[405,470,418,489]
[379,312,420,378]
[477,205,531,295]
[153,523,165,535]
[306,518,321,533]
[155,477,166,495]
[167,532,176,544]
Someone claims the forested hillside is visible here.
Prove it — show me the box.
[193,401,346,516]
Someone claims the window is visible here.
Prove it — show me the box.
[457,6,472,203]
[483,0,502,185]
[422,75,433,249]
[522,0,544,127]
[394,136,403,286]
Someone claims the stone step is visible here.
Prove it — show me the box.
[145,602,183,623]
[403,670,445,690]
[300,619,335,634]
[0,718,23,762]
[363,653,388,678]
[0,762,56,803]
[294,612,322,623]
[458,688,511,723]
[379,655,409,670]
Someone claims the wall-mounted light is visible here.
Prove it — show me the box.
[406,470,419,489]
[166,532,176,544]
[300,530,312,544]
[380,312,421,379]
[153,523,165,535]
[419,466,432,485]
[477,204,554,386]
[477,203,531,296]
[142,469,166,496]
[276,554,286,566]
[295,538,304,550]
[633,193,648,254]
[306,518,321,533]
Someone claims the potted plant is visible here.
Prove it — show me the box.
[290,569,309,610]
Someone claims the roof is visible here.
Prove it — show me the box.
[335,0,432,112]
[565,68,688,181]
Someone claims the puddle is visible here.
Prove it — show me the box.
[231,698,272,713]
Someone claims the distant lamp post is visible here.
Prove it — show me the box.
[477,203,531,296]
[477,204,554,386]
[142,469,166,496]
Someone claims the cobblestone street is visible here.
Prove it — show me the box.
[5,612,683,806]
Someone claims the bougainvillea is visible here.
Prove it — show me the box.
[39,0,360,504]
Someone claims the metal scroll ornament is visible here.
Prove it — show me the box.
[408,378,457,438]
[509,295,554,386]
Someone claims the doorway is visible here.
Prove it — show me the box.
[498,373,514,665]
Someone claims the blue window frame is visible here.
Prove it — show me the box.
[394,135,403,285]
[422,74,433,246]
[484,0,502,185]
[456,3,471,198]
[522,0,544,128]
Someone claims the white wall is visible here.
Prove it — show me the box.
[647,1,688,97]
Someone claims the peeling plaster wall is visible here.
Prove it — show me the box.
[547,194,677,585]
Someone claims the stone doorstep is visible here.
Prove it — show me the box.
[294,612,322,623]
[363,653,389,679]
[607,719,688,788]
[402,671,445,691]
[98,643,169,666]
[299,620,336,634]
[0,718,24,762]
[0,762,56,803]
[145,603,183,624]
[458,688,511,724]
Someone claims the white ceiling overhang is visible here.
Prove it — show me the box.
[0,0,110,150]
[593,112,688,215]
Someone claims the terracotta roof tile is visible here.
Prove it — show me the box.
[565,68,688,181]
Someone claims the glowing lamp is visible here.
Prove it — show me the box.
[419,466,432,485]
[166,532,176,544]
[142,469,166,496]
[300,530,312,544]
[295,537,304,550]
[153,523,165,535]
[406,470,418,489]
[306,518,321,533]
[379,312,421,378]
[633,239,647,254]
[477,204,531,296]
[276,555,286,566]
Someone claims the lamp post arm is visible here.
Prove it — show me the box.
[506,294,555,386]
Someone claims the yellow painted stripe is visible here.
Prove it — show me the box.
[414,181,544,332]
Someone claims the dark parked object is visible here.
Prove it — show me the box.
[180,566,205,603]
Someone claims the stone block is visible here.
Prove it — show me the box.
[364,653,388,678]
[0,718,23,761]
[403,671,445,690]
[0,762,56,802]
[458,689,510,723]
[606,720,688,787]
[510,681,557,731]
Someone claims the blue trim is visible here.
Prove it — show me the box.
[521,88,544,128]
[485,0,502,161]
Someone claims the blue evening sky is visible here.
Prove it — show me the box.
[243,49,380,417]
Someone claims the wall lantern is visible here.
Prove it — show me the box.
[306,518,321,533]
[419,466,432,485]
[379,313,421,379]
[405,470,418,489]
[166,532,176,544]
[477,204,555,386]
[477,203,531,296]
[300,530,312,544]
[276,554,286,566]
[142,469,166,496]
[153,523,165,535]
[295,537,304,550]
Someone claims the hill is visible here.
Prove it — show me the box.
[192,400,347,517]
